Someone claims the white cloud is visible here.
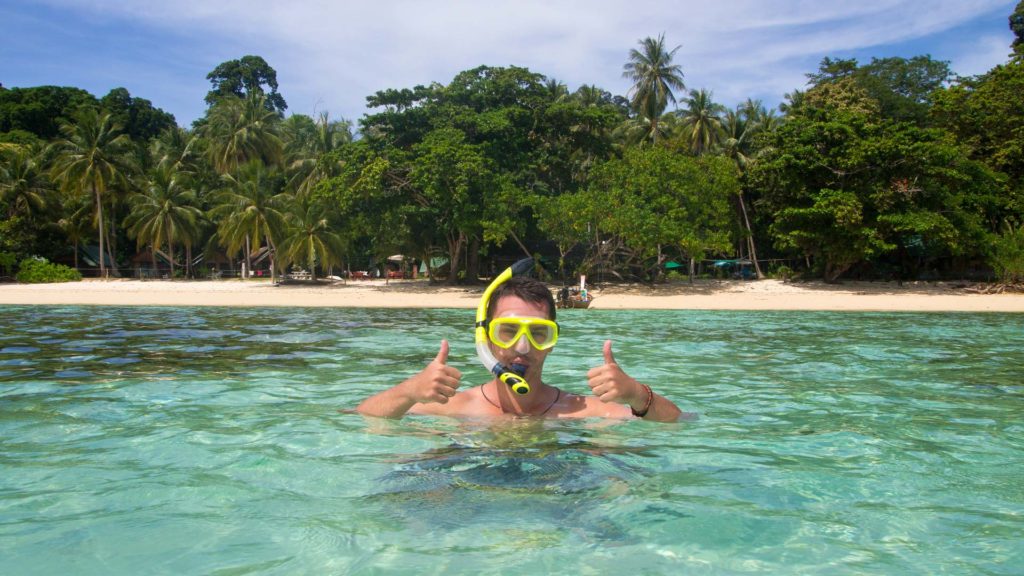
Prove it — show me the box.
[27,0,1019,124]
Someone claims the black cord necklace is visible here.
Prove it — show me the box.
[480,382,560,416]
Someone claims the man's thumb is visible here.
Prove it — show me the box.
[603,340,617,365]
[434,339,450,364]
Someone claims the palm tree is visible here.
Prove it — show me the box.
[125,165,202,279]
[544,78,569,101]
[58,199,93,271]
[202,94,284,175]
[283,111,352,197]
[679,89,725,155]
[210,160,288,283]
[719,105,766,280]
[51,108,134,277]
[720,109,754,170]
[0,145,53,219]
[614,111,679,147]
[622,34,686,143]
[278,196,345,280]
[151,126,201,174]
[573,84,609,108]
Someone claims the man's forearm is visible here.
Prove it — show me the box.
[356,386,417,419]
[632,388,685,423]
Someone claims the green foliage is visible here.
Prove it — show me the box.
[2,48,1022,285]
[0,251,15,277]
[805,55,952,124]
[15,257,81,283]
[751,79,999,281]
[0,130,42,146]
[931,61,1024,207]
[772,264,795,281]
[574,147,737,278]
[99,88,176,141]
[1,144,53,218]
[0,86,98,139]
[0,216,37,258]
[771,188,889,282]
[991,223,1024,282]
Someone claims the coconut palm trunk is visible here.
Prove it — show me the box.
[151,244,158,278]
[266,234,276,284]
[245,236,252,279]
[168,241,175,279]
[737,192,764,279]
[93,184,106,278]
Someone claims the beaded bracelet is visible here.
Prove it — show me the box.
[631,384,653,418]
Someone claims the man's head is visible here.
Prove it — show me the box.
[486,276,556,321]
[485,276,557,382]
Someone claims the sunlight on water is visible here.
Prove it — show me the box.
[1,305,1022,574]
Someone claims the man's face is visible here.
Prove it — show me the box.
[488,294,554,383]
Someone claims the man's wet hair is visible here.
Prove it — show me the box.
[488,276,556,321]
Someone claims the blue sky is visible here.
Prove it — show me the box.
[1,1,1017,129]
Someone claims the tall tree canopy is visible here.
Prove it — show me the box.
[99,88,176,142]
[0,86,98,140]
[205,55,288,114]
[1011,0,1024,58]
[806,56,952,124]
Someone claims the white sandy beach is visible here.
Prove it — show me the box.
[1,278,1022,312]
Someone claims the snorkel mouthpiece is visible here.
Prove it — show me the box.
[475,258,535,395]
[501,372,530,395]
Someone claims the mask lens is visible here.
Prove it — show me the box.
[494,322,522,346]
[529,324,554,347]
[488,318,558,350]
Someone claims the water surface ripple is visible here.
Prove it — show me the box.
[1,305,1022,574]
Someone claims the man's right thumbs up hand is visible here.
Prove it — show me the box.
[400,339,463,404]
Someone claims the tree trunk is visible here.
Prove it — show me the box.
[151,243,158,279]
[103,196,118,277]
[92,185,106,278]
[447,231,464,285]
[168,241,175,279]
[309,240,318,282]
[245,236,252,279]
[655,244,663,283]
[738,191,764,279]
[106,221,117,277]
[688,256,695,284]
[266,234,277,284]
[466,235,480,283]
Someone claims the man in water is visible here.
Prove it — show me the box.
[356,277,685,422]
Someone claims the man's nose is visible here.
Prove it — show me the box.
[513,334,532,354]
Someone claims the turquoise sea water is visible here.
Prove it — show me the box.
[1,305,1022,575]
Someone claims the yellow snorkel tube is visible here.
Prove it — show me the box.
[476,258,535,395]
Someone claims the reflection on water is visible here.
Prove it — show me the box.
[1,305,1023,575]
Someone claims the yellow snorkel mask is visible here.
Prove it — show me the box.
[475,257,539,395]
